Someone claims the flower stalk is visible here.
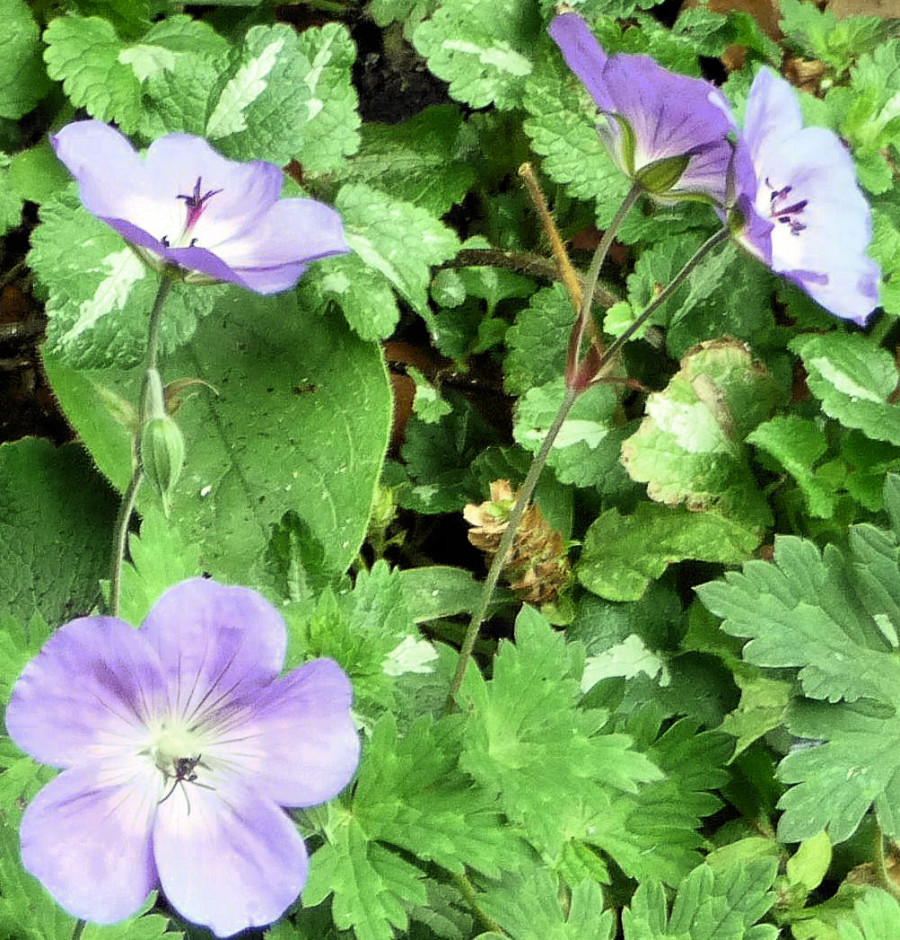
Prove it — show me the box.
[445,215,730,711]
[108,275,173,617]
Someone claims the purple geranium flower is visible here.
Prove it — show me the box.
[51,121,349,295]
[5,579,360,937]
[549,12,735,203]
[730,68,881,324]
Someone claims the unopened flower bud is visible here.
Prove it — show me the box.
[140,414,184,516]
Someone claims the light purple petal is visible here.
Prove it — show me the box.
[745,67,803,166]
[153,778,307,936]
[549,13,613,111]
[20,764,158,923]
[215,198,350,269]
[784,255,881,325]
[141,135,284,247]
[6,617,165,767]
[140,579,287,720]
[209,658,360,807]
[736,69,880,322]
[231,261,311,295]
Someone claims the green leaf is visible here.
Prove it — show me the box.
[621,339,779,534]
[117,506,202,626]
[304,817,426,940]
[579,502,761,602]
[459,606,662,836]
[353,715,527,878]
[0,0,49,119]
[0,153,22,235]
[412,0,542,110]
[398,566,484,622]
[513,380,620,488]
[44,15,146,132]
[791,333,900,446]
[697,532,900,706]
[480,872,615,940]
[0,438,118,625]
[778,0,889,75]
[504,283,575,396]
[9,143,72,205]
[840,890,900,940]
[522,57,632,223]
[29,190,220,370]
[720,673,792,761]
[748,415,834,519]
[623,858,778,940]
[408,367,452,424]
[207,22,360,170]
[0,614,52,707]
[333,105,475,215]
[298,183,460,341]
[585,719,731,886]
[43,289,391,583]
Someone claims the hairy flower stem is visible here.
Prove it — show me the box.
[873,820,900,899]
[452,872,507,935]
[108,276,173,617]
[519,162,585,312]
[444,221,730,712]
[567,183,641,387]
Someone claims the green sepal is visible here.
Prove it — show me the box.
[140,415,185,517]
[635,153,691,195]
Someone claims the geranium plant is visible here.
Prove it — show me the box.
[0,0,898,938]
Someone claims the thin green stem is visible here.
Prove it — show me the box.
[566,183,641,385]
[452,872,507,935]
[107,276,173,617]
[445,384,579,711]
[71,920,85,940]
[590,226,730,380]
[145,276,173,375]
[445,188,643,712]
[444,223,731,713]
[873,818,900,899]
[109,468,143,617]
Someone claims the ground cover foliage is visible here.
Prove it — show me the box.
[0,0,899,937]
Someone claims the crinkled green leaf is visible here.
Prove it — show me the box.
[45,15,143,128]
[0,438,118,625]
[207,22,360,170]
[409,367,452,423]
[791,332,900,447]
[579,502,761,602]
[748,415,834,519]
[29,190,220,369]
[298,183,460,341]
[522,57,631,223]
[504,283,574,396]
[412,0,542,110]
[9,143,71,205]
[870,208,900,315]
[0,153,22,235]
[333,105,475,215]
[622,339,779,533]
[0,0,49,119]
[514,380,619,488]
